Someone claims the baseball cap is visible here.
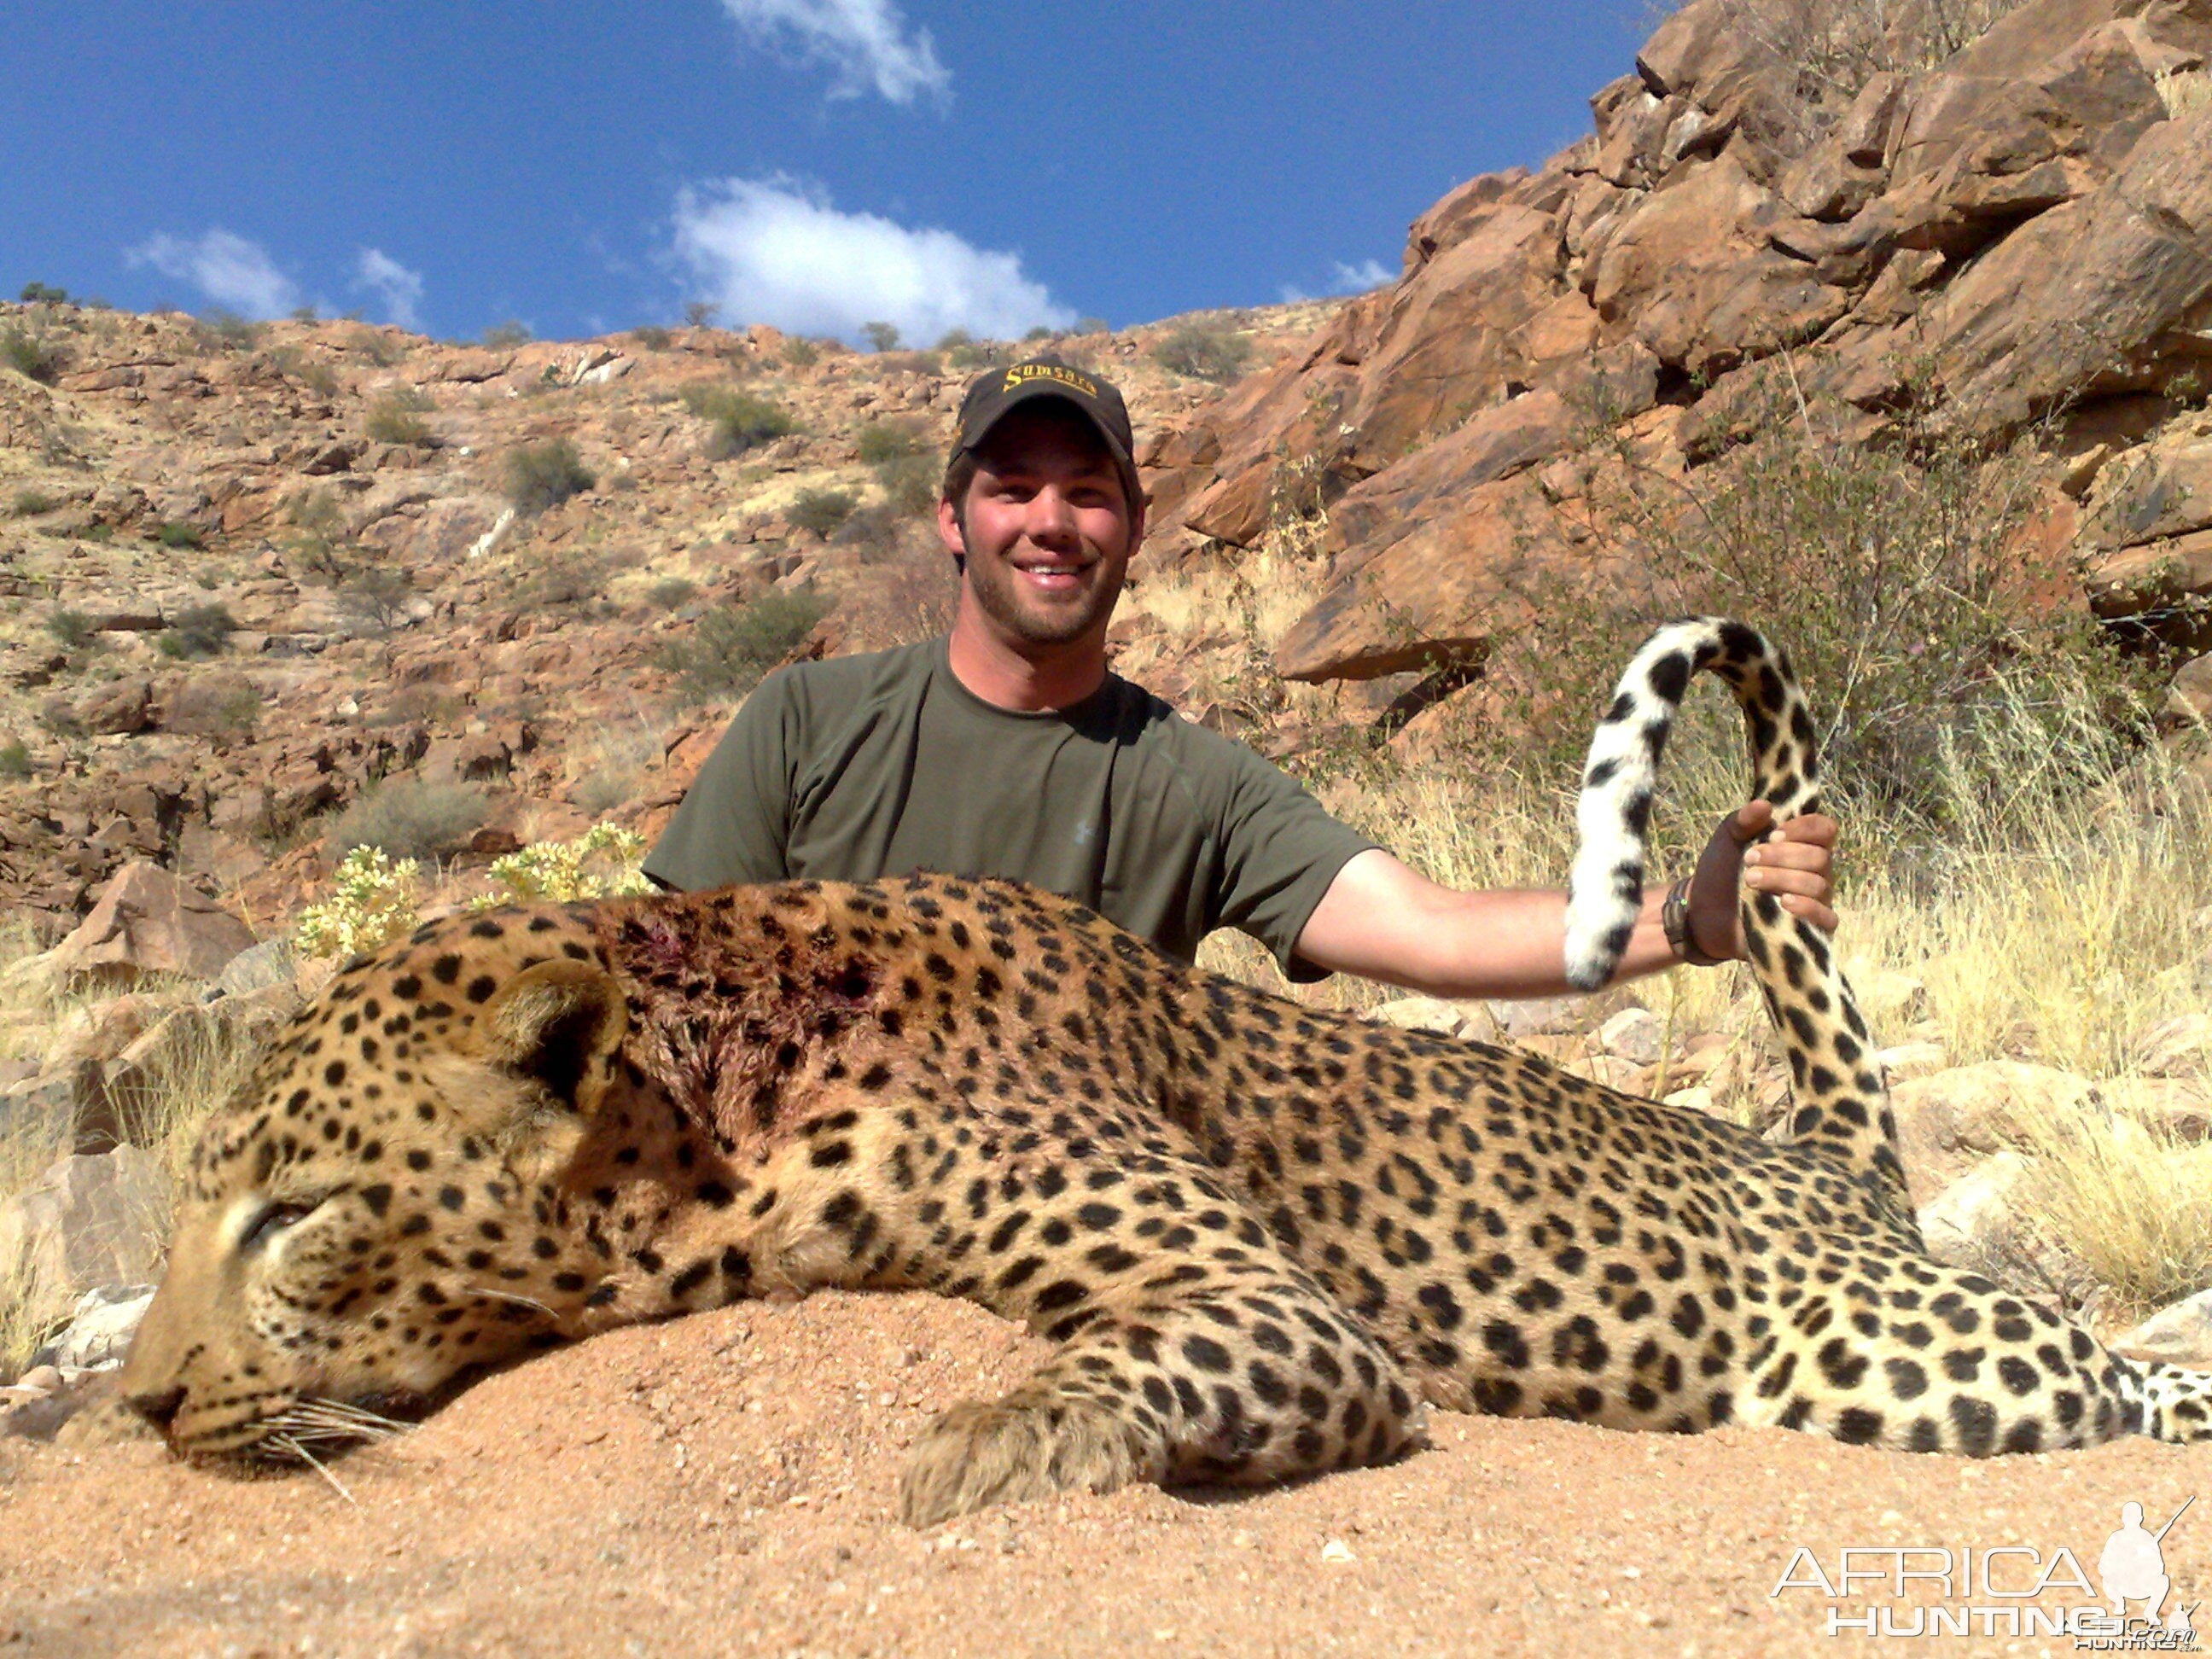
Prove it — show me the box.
[949,358,1144,512]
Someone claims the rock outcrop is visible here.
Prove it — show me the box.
[1140,0,2212,689]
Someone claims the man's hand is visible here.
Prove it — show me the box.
[1686,800,1838,961]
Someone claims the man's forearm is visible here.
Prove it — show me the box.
[1294,853,1690,1000]
[1332,884,1680,1001]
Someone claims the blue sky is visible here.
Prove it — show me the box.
[2,3,1645,346]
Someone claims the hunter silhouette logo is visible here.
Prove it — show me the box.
[2100,1498,2196,1634]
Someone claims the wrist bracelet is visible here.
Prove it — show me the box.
[1662,876,1726,968]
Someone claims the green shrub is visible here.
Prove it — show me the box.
[856,417,925,466]
[655,588,830,704]
[1485,375,2157,831]
[195,310,262,351]
[1074,316,1109,336]
[504,438,595,515]
[645,575,699,610]
[154,520,206,550]
[0,740,30,779]
[789,487,859,538]
[17,282,67,305]
[632,325,672,350]
[783,338,820,370]
[861,321,901,353]
[1023,324,1057,342]
[481,319,532,348]
[45,609,92,649]
[364,389,432,445]
[324,780,491,864]
[682,386,795,458]
[935,328,974,352]
[1151,323,1253,385]
[875,454,939,516]
[945,337,997,370]
[156,602,236,660]
[0,326,65,385]
[11,489,55,517]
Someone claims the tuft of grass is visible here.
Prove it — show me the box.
[0,739,30,778]
[11,488,56,517]
[504,438,594,515]
[44,608,93,649]
[155,602,236,660]
[323,780,492,863]
[0,325,66,384]
[645,575,699,610]
[782,338,820,370]
[682,386,795,459]
[153,520,205,550]
[364,388,433,446]
[655,588,830,705]
[1151,323,1253,385]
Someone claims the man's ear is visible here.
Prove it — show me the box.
[474,959,629,1113]
[935,494,967,573]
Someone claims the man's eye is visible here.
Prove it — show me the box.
[241,1202,317,1250]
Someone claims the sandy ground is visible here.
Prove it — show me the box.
[2,1289,2207,1659]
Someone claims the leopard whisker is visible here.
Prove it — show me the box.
[271,1433,358,1506]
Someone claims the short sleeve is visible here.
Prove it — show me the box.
[1203,736,1379,981]
[641,669,806,892]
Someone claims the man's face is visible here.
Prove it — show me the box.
[937,404,1141,649]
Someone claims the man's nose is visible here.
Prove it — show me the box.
[1024,487,1079,542]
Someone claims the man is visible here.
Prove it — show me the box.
[645,358,1837,994]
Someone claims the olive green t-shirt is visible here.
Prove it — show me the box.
[642,638,1376,978]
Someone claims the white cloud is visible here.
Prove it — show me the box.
[672,177,1072,346]
[719,0,950,106]
[128,228,300,318]
[354,247,425,329]
[1330,258,1394,292]
[1278,258,1396,306]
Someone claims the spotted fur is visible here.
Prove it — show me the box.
[123,623,2212,1525]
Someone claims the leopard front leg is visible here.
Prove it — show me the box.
[899,1180,1423,1526]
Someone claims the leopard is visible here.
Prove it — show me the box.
[120,617,2212,1525]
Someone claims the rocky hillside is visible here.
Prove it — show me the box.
[1140,0,2212,703]
[0,303,1336,934]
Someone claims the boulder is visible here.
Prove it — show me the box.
[1886,1060,2101,1203]
[1587,154,1852,376]
[1598,1007,1666,1066]
[0,1149,170,1331]
[47,860,258,987]
[1931,103,2212,433]
[2114,1285,2212,1367]
[49,1283,156,1373]
[1368,997,1481,1039]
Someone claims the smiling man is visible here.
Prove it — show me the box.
[643,358,1837,994]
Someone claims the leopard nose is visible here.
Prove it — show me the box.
[128,1385,186,1432]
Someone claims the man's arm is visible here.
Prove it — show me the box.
[1293,801,1838,998]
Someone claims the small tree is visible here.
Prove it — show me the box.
[481,319,533,348]
[684,300,719,329]
[861,320,901,353]
[789,487,859,538]
[504,438,595,515]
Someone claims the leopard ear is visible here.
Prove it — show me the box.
[474,959,629,1113]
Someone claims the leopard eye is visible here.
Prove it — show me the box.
[241,1202,317,1252]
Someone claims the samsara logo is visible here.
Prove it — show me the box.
[1770,1498,2198,1648]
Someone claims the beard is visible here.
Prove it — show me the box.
[963,545,1127,646]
